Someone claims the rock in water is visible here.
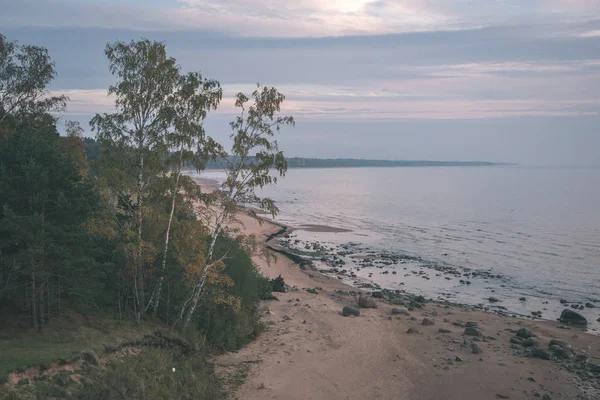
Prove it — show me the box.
[559,309,588,326]
[342,306,360,317]
[422,318,435,326]
[371,291,383,298]
[488,297,500,303]
[516,328,534,339]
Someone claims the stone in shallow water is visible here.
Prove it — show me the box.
[559,309,588,326]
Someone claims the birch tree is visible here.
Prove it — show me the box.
[0,34,67,131]
[150,72,222,316]
[90,39,179,323]
[175,85,294,329]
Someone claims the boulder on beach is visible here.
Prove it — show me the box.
[549,339,570,349]
[464,327,483,337]
[516,327,534,339]
[371,291,383,298]
[342,306,360,317]
[558,309,588,326]
[422,318,435,326]
[358,295,377,309]
[522,337,539,347]
[406,327,420,334]
[391,307,410,316]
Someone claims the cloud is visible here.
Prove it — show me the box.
[3,0,600,38]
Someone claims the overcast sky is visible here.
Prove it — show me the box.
[3,0,600,166]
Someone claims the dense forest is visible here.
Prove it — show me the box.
[0,34,293,398]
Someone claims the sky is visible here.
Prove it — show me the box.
[2,0,600,166]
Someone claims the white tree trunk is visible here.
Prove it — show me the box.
[179,214,224,329]
[152,144,184,316]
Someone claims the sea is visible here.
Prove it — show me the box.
[194,166,600,332]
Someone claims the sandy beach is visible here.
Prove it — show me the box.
[213,204,600,400]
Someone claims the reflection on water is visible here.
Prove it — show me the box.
[194,166,600,330]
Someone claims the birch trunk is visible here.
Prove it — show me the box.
[134,152,145,324]
[181,218,223,329]
[152,143,184,316]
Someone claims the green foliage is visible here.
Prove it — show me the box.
[0,33,67,132]
[0,123,106,329]
[0,35,290,398]
[72,348,223,400]
[193,236,270,351]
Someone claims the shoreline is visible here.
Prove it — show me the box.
[217,207,600,399]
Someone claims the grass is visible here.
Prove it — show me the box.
[0,310,166,380]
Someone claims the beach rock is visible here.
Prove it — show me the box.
[530,348,551,360]
[465,321,478,328]
[488,297,500,303]
[559,309,587,326]
[358,295,377,309]
[519,297,527,301]
[551,346,572,360]
[510,337,524,345]
[306,288,319,294]
[406,327,420,334]
[516,328,534,339]
[342,306,360,317]
[542,395,552,400]
[471,344,483,354]
[422,318,435,326]
[464,327,483,337]
[438,328,451,334]
[391,307,410,316]
[560,299,568,304]
[548,339,570,349]
[390,298,405,305]
[414,295,426,303]
[585,302,595,308]
[371,291,383,298]
[522,337,539,347]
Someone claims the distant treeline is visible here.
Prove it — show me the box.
[200,156,509,169]
[83,139,507,169]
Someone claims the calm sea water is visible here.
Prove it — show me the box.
[199,166,600,330]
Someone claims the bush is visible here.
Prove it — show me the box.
[193,236,271,351]
[72,348,223,400]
